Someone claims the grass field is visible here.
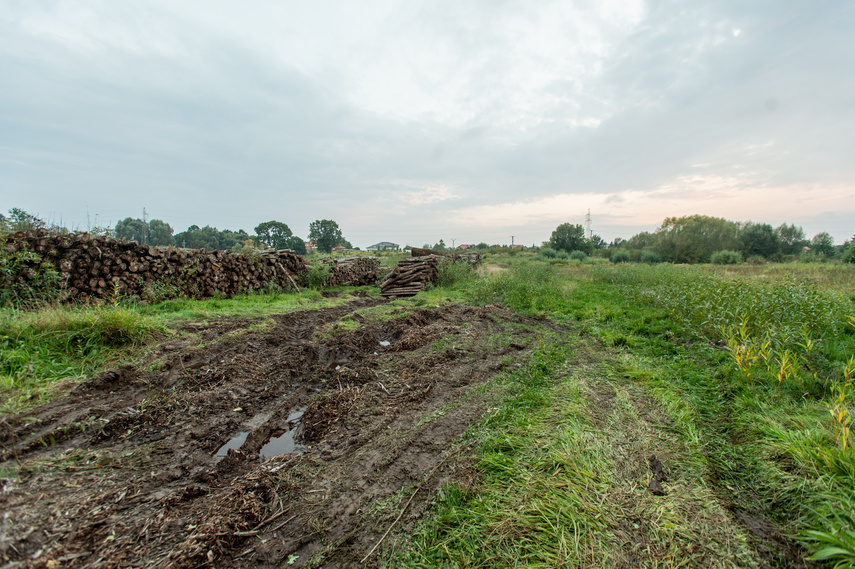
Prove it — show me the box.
[2,258,853,567]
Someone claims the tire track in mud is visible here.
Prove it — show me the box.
[0,300,546,568]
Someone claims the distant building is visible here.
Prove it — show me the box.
[366,241,399,251]
[332,244,347,251]
[305,241,316,251]
[458,244,472,250]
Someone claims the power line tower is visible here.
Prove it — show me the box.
[585,209,592,239]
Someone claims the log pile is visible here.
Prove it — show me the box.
[2,230,306,303]
[379,255,440,297]
[320,257,381,287]
[410,247,481,266]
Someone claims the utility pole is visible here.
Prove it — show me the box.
[142,207,149,245]
[511,236,515,247]
[451,238,456,249]
[585,209,592,239]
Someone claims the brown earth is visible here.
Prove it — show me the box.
[0,299,545,568]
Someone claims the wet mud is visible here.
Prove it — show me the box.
[0,299,542,568]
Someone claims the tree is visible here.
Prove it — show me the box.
[254,221,293,250]
[740,223,779,259]
[654,215,740,263]
[549,223,588,253]
[308,219,344,253]
[433,239,447,251]
[114,217,150,244]
[776,223,807,256]
[285,235,307,255]
[589,234,606,249]
[148,219,175,246]
[810,232,835,257]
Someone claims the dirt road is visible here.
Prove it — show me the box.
[1,299,544,568]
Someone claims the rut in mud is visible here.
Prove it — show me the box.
[1,299,545,568]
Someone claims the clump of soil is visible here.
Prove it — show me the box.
[0,299,543,568]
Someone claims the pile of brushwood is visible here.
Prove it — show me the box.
[2,230,306,303]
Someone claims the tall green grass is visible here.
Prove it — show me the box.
[592,263,855,563]
[0,305,163,412]
[471,264,568,314]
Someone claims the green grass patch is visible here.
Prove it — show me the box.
[0,305,163,412]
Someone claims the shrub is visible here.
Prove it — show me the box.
[539,247,557,259]
[569,250,588,261]
[710,250,743,265]
[301,263,332,289]
[840,242,855,264]
[639,250,661,264]
[436,259,475,288]
[610,250,631,264]
[0,243,60,308]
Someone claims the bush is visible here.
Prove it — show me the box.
[610,250,631,264]
[0,243,60,308]
[839,242,855,264]
[301,263,332,289]
[436,259,475,288]
[539,247,557,259]
[710,250,743,265]
[639,251,661,264]
[569,250,588,261]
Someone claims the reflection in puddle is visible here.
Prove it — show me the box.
[379,340,391,347]
[214,431,248,458]
[260,408,307,458]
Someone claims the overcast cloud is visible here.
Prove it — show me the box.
[1,0,853,247]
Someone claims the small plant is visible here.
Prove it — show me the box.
[828,356,854,451]
[710,250,743,265]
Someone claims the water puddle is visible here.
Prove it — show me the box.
[260,408,307,458]
[214,431,248,458]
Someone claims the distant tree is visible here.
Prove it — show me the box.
[474,242,490,250]
[740,223,779,259]
[433,239,447,251]
[775,223,807,256]
[285,235,307,255]
[114,217,150,243]
[308,219,344,253]
[589,234,606,249]
[254,221,293,249]
[625,232,656,250]
[1,208,47,232]
[609,237,627,249]
[810,232,835,257]
[549,223,588,254]
[654,215,741,263]
[148,219,175,246]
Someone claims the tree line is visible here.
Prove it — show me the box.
[0,209,353,255]
[112,217,352,255]
[547,215,854,264]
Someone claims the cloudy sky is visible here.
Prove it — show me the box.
[2,1,853,248]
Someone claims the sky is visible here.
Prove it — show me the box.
[1,0,854,248]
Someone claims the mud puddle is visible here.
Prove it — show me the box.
[0,298,549,568]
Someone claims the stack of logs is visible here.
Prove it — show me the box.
[410,247,482,267]
[379,255,441,297]
[2,230,306,303]
[321,257,381,287]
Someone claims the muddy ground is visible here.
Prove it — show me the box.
[1,298,547,568]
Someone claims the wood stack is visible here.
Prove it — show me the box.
[379,255,440,297]
[321,257,381,287]
[2,230,306,303]
[410,247,482,266]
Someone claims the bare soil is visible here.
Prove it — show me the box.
[0,299,544,568]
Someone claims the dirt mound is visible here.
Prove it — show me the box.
[0,300,543,568]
